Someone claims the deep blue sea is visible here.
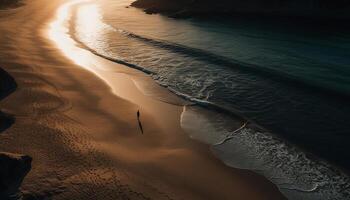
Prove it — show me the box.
[71,0,350,199]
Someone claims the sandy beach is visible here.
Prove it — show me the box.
[0,0,286,199]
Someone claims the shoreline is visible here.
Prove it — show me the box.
[72,2,350,197]
[68,1,350,199]
[0,0,286,199]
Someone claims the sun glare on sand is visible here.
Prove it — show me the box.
[47,0,152,101]
[48,0,89,66]
[48,0,119,84]
[48,0,105,68]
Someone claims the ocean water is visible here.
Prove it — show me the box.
[71,0,350,199]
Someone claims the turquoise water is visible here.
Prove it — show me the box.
[72,0,350,199]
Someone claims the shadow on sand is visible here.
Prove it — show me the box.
[137,110,144,134]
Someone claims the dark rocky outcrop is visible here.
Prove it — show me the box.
[131,0,350,20]
[0,67,17,101]
[0,152,32,200]
[0,67,16,132]
[0,70,26,200]
[0,0,21,9]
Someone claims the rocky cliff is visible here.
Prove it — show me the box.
[131,0,350,20]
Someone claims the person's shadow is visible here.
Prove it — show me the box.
[137,110,144,134]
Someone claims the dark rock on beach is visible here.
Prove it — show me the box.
[0,67,17,99]
[0,112,14,132]
[0,67,17,132]
[0,70,22,198]
[0,152,32,200]
[0,0,21,9]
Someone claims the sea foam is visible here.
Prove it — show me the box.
[181,105,350,200]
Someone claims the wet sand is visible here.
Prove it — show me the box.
[0,0,285,199]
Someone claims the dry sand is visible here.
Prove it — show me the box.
[0,0,286,199]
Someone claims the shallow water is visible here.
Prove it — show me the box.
[71,0,350,199]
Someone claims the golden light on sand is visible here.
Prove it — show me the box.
[47,0,154,100]
[48,0,117,84]
[48,0,91,67]
[48,0,113,71]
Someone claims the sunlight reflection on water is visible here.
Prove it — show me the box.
[48,0,91,67]
[47,0,128,84]
[47,0,186,106]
